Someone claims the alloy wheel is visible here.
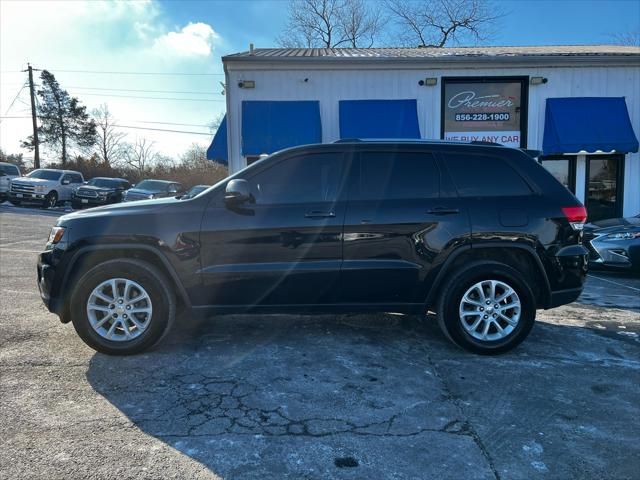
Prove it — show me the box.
[86,278,153,341]
[458,279,521,341]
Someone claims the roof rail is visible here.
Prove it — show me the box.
[333,138,362,143]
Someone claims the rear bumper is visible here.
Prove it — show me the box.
[545,244,589,308]
[548,287,583,308]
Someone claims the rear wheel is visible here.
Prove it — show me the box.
[436,261,536,355]
[70,259,176,355]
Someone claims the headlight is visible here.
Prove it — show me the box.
[48,226,65,244]
[98,191,108,197]
[603,231,640,241]
[34,185,46,193]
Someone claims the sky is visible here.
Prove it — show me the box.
[1,0,639,166]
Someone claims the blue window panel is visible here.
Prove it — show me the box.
[339,99,421,139]
[242,101,322,155]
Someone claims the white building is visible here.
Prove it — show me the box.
[207,45,640,220]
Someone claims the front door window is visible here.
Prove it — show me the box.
[586,155,624,221]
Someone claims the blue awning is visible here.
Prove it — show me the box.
[242,101,321,155]
[543,97,639,155]
[339,99,421,139]
[206,115,228,165]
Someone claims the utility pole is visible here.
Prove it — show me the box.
[27,63,40,169]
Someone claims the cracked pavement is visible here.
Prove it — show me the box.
[1,206,639,479]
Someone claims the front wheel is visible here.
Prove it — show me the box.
[436,261,536,355]
[43,191,58,209]
[70,259,176,355]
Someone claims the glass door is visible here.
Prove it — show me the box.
[586,155,624,222]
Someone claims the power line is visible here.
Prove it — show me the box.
[0,116,215,128]
[67,91,225,102]
[48,69,224,76]
[114,124,211,135]
[66,85,219,96]
[1,83,28,120]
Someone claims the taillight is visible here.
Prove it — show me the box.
[562,206,587,230]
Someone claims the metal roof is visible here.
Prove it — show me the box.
[224,45,640,62]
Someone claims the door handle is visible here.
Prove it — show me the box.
[427,207,460,215]
[305,211,336,218]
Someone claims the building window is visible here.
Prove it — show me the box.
[585,155,625,221]
[441,76,528,148]
[540,155,576,193]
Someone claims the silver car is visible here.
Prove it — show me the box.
[583,214,640,272]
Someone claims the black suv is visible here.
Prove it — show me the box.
[37,141,588,355]
[72,177,131,208]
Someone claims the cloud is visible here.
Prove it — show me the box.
[153,23,221,57]
[0,1,225,161]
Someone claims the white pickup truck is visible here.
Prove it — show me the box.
[9,169,84,208]
[0,162,22,201]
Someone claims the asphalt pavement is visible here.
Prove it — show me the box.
[1,205,639,480]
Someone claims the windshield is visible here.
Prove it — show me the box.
[88,178,123,188]
[135,180,169,191]
[0,164,19,176]
[187,186,208,196]
[27,170,62,181]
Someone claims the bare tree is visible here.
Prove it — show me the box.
[208,112,225,135]
[92,104,127,167]
[123,138,158,175]
[278,0,382,48]
[386,0,501,47]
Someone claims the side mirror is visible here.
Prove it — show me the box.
[168,186,178,194]
[62,179,71,185]
[225,179,253,206]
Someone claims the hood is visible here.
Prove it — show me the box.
[11,177,53,185]
[59,196,181,224]
[585,216,640,232]
[78,185,117,193]
[126,187,166,195]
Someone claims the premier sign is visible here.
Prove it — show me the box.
[442,78,527,148]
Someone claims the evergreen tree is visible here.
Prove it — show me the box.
[22,70,97,164]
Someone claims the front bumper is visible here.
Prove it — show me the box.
[586,235,639,270]
[9,192,47,202]
[72,195,110,206]
[37,247,70,321]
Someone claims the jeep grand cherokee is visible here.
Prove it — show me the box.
[37,140,588,355]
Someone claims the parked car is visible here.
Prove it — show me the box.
[122,179,181,202]
[72,177,131,209]
[583,214,640,272]
[0,162,21,201]
[10,169,84,208]
[180,184,211,200]
[38,140,588,356]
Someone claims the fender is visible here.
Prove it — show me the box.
[424,242,552,309]
[62,243,192,308]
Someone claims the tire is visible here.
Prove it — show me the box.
[43,191,58,209]
[436,261,536,355]
[70,258,176,355]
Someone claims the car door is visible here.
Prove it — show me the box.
[339,148,469,306]
[198,150,349,307]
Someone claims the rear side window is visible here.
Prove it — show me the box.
[443,153,531,197]
[353,151,439,200]
[0,164,19,175]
